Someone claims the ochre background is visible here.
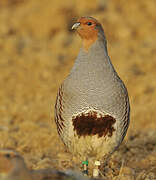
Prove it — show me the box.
[0,0,155,179]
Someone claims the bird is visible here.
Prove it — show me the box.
[0,149,95,180]
[54,16,130,174]
[0,149,33,180]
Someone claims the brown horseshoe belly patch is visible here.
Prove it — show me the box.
[72,111,116,138]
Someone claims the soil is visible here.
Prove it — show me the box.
[0,0,155,179]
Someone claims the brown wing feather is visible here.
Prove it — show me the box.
[55,84,65,137]
[121,96,130,141]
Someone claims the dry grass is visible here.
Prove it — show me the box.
[0,0,156,179]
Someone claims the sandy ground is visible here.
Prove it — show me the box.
[0,0,156,179]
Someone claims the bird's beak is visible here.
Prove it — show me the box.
[72,22,80,30]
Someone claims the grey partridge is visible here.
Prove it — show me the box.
[0,149,32,180]
[0,149,94,180]
[55,16,130,170]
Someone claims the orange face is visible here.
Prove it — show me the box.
[0,151,14,174]
[72,17,102,51]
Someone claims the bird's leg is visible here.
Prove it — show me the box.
[82,159,88,176]
[93,160,101,178]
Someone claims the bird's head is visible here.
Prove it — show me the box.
[0,149,26,176]
[72,16,105,51]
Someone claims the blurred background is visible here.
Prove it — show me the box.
[0,0,155,179]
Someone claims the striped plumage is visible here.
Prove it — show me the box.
[54,17,130,163]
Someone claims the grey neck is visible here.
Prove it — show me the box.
[70,38,117,77]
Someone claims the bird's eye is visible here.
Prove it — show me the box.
[87,22,92,26]
[5,154,11,158]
